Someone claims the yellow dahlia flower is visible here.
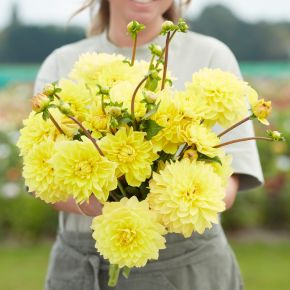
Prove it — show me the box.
[150,89,186,154]
[23,139,69,203]
[57,79,92,121]
[184,68,249,128]
[181,123,221,158]
[83,101,110,139]
[50,139,118,203]
[109,81,146,119]
[17,109,77,156]
[69,52,148,87]
[99,127,158,187]
[91,196,166,268]
[252,99,272,125]
[148,158,226,237]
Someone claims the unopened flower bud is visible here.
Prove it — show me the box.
[149,44,162,57]
[31,93,50,113]
[150,69,160,79]
[183,149,198,161]
[161,20,176,34]
[108,106,122,117]
[267,130,285,142]
[43,83,55,96]
[177,18,189,33]
[144,91,157,104]
[252,99,272,125]
[58,101,72,115]
[110,117,119,128]
[127,20,145,38]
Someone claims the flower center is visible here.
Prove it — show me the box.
[118,145,136,163]
[183,185,200,201]
[74,161,92,178]
[118,228,136,246]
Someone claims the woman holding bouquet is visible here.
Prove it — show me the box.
[33,0,264,289]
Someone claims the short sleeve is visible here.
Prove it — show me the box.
[209,42,264,191]
[34,50,59,94]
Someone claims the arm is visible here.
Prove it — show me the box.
[209,41,264,192]
[224,174,239,210]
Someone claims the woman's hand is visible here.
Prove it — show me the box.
[52,195,103,217]
[78,195,103,217]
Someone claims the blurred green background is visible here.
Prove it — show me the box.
[0,3,290,290]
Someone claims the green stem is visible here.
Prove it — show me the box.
[131,35,137,66]
[155,29,177,70]
[67,115,105,156]
[48,111,65,135]
[101,94,106,115]
[214,137,272,148]
[149,54,155,69]
[109,191,119,201]
[117,180,128,198]
[108,264,120,287]
[218,116,251,138]
[131,76,148,122]
[161,32,171,90]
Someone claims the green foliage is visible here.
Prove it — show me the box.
[0,194,58,240]
[0,25,84,63]
[187,5,290,61]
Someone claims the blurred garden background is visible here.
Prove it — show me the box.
[0,1,290,290]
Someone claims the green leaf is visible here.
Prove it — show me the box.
[122,59,131,65]
[197,153,222,166]
[141,119,163,140]
[42,109,49,121]
[122,267,131,279]
[142,101,160,120]
[117,116,132,125]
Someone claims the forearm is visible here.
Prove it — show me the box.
[224,174,239,210]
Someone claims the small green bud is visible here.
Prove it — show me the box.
[266,130,285,141]
[147,104,155,111]
[161,20,176,35]
[177,18,189,33]
[58,101,72,115]
[148,44,162,57]
[144,91,157,104]
[43,83,55,96]
[108,106,122,117]
[97,85,110,95]
[110,117,119,128]
[31,93,50,113]
[150,69,160,80]
[127,20,145,38]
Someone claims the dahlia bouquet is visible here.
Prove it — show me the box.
[17,19,284,286]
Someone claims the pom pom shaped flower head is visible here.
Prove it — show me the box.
[69,52,148,87]
[50,139,118,203]
[148,158,226,237]
[99,127,158,187]
[184,68,250,128]
[91,196,166,268]
[23,139,69,203]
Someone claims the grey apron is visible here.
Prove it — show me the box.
[45,223,243,290]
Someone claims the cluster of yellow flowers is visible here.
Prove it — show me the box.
[17,19,281,287]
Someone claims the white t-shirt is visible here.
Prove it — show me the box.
[35,30,264,232]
